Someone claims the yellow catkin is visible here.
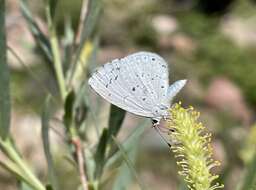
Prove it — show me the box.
[71,41,93,87]
[168,103,224,190]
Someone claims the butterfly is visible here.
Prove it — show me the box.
[88,51,186,126]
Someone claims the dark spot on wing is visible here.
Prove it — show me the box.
[162,65,166,68]
[142,98,146,101]
[161,86,164,88]
[152,58,155,61]
[151,78,154,80]
[114,75,118,80]
[132,87,136,91]
[116,67,120,71]
[106,84,108,88]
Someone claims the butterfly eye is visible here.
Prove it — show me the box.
[152,119,159,125]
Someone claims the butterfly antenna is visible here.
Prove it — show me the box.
[153,125,172,147]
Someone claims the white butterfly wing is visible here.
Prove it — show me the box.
[166,79,187,104]
[88,59,154,117]
[88,51,169,117]
[125,52,169,107]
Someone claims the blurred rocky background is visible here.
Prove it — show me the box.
[3,0,256,189]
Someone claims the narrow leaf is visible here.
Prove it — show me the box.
[74,85,89,127]
[48,0,58,20]
[178,182,188,190]
[78,0,102,55]
[93,105,125,178]
[108,105,126,140]
[240,152,256,190]
[64,91,75,130]
[70,0,102,82]
[106,120,148,168]
[83,148,96,182]
[106,105,126,159]
[20,182,33,190]
[42,96,59,190]
[20,0,53,63]
[63,19,74,75]
[45,184,54,190]
[0,161,37,190]
[94,128,108,178]
[0,0,10,139]
[112,136,146,190]
[112,140,138,190]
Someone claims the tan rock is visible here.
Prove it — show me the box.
[205,77,252,125]
[221,15,256,47]
[152,15,178,35]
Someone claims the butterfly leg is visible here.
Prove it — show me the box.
[152,123,172,147]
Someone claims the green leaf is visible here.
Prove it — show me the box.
[112,136,146,190]
[0,161,36,190]
[106,120,148,168]
[83,148,96,182]
[45,184,54,190]
[77,0,102,55]
[239,152,256,190]
[63,19,74,75]
[48,0,58,20]
[42,96,59,190]
[112,139,138,190]
[20,0,53,63]
[84,81,101,137]
[0,0,10,139]
[178,181,188,190]
[106,105,125,158]
[94,128,108,178]
[74,85,89,127]
[7,46,55,99]
[108,105,126,140]
[0,139,45,190]
[81,0,102,40]
[64,91,75,130]
[20,182,33,190]
[69,0,102,82]
[93,105,125,179]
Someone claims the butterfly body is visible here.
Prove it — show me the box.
[88,52,186,123]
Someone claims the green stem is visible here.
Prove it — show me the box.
[45,2,66,101]
[0,160,41,190]
[0,0,11,139]
[0,139,45,190]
